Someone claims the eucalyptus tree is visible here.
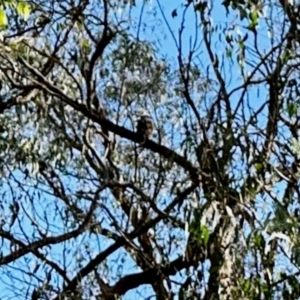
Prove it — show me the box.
[0,0,300,299]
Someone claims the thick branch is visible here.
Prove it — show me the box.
[0,196,98,265]
[54,183,198,299]
[18,56,200,181]
[101,256,190,296]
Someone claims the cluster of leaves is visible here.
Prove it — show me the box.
[1,0,300,299]
[0,1,30,27]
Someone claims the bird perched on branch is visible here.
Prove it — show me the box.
[136,109,154,144]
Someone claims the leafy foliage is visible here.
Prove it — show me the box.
[0,0,300,299]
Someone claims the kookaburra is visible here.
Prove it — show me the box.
[136,109,154,143]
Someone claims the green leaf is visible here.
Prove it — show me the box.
[250,10,258,24]
[199,225,210,245]
[80,39,91,54]
[242,279,251,292]
[226,48,232,58]
[249,10,258,29]
[254,233,263,247]
[286,103,298,118]
[0,9,7,26]
[17,2,31,21]
[238,7,247,20]
[254,163,263,171]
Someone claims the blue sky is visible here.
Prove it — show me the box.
[0,0,294,299]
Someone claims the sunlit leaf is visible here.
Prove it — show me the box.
[0,9,7,26]
[17,2,31,21]
[199,225,210,245]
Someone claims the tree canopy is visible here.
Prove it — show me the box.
[1,0,300,299]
